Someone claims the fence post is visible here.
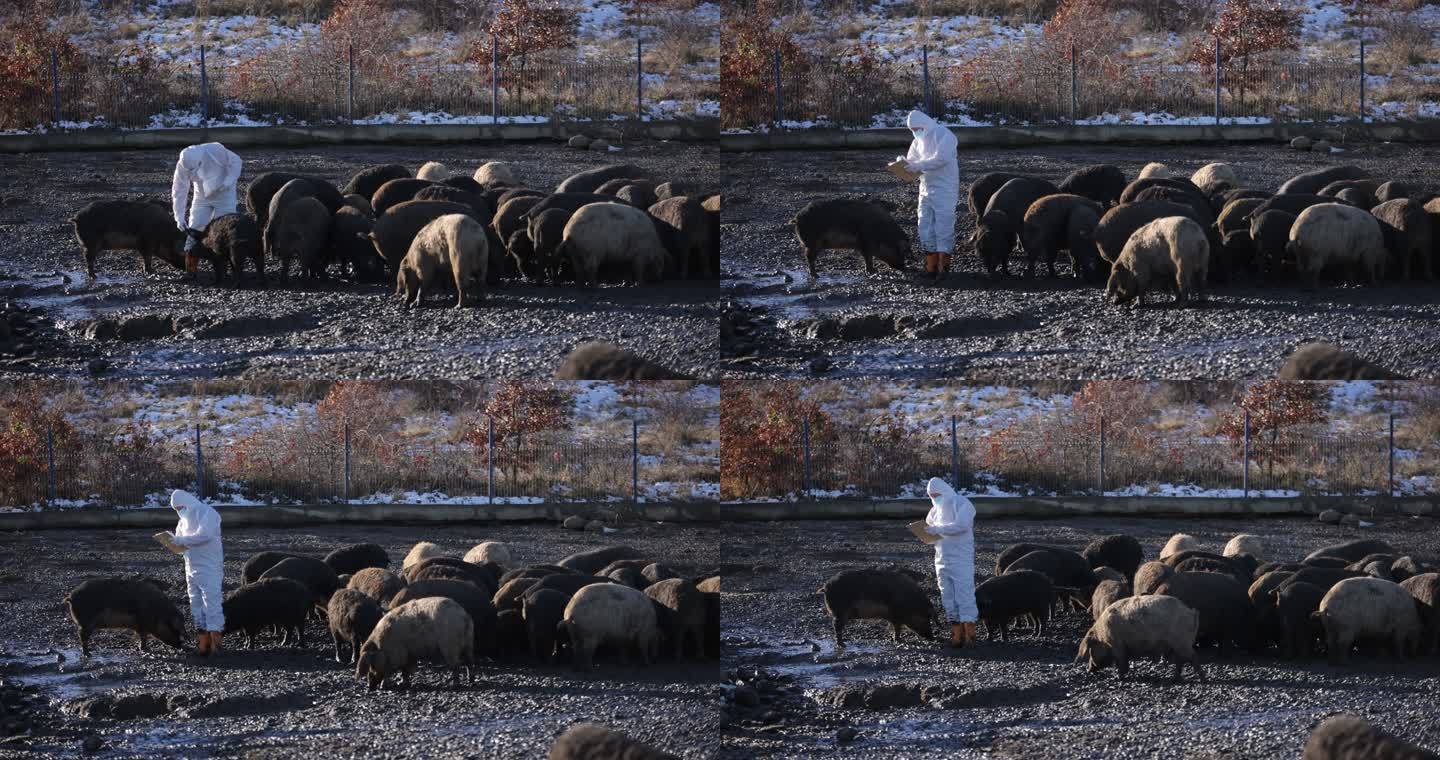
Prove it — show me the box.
[199,45,208,125]
[342,421,351,504]
[802,417,812,497]
[636,38,644,120]
[949,415,959,486]
[486,415,495,505]
[1213,37,1221,126]
[1097,416,1106,495]
[50,49,60,126]
[921,44,931,116]
[1388,414,1394,498]
[772,49,782,128]
[46,425,56,503]
[348,43,355,125]
[632,420,639,504]
[1358,24,1367,123]
[490,36,498,125]
[1069,44,1077,125]
[1243,409,1251,498]
[193,424,203,495]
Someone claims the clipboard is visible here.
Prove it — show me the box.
[886,160,921,183]
[908,520,940,545]
[153,532,186,555]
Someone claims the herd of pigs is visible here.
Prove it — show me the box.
[68,161,721,306]
[795,161,1439,306]
[822,534,1440,681]
[61,539,720,692]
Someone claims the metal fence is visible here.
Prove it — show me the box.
[728,39,1395,131]
[4,39,675,132]
[721,414,1417,501]
[3,419,713,508]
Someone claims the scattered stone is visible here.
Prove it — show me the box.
[1317,509,1343,524]
[588,139,612,152]
[732,686,760,708]
[1339,513,1360,527]
[567,135,593,149]
[562,515,587,531]
[584,519,606,533]
[1290,136,1314,150]
[836,727,859,744]
[81,736,103,753]
[1312,139,1332,153]
[808,356,832,374]
[86,358,110,376]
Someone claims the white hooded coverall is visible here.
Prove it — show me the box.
[925,476,977,624]
[171,143,243,250]
[897,110,959,254]
[170,490,225,632]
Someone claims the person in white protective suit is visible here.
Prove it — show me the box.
[925,476,977,647]
[895,110,959,280]
[171,142,243,276]
[163,490,225,656]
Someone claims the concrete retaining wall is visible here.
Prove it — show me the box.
[0,120,717,154]
[2,496,1432,530]
[721,120,1440,151]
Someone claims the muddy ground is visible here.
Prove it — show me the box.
[0,522,721,758]
[719,142,1440,379]
[0,140,719,380]
[720,515,1440,758]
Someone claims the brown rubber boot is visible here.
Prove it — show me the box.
[208,631,222,655]
[935,253,951,281]
[949,623,963,648]
[962,622,978,646]
[195,632,210,657]
[923,252,938,274]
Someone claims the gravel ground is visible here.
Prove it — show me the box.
[719,141,1440,379]
[0,140,719,380]
[720,515,1440,758]
[0,523,722,758]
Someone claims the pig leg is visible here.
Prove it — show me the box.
[452,263,467,308]
[999,621,1009,643]
[76,624,91,657]
[832,615,847,649]
[890,622,903,643]
[333,630,345,663]
[1330,630,1351,666]
[135,630,148,653]
[1391,631,1408,661]
[804,246,820,278]
[142,249,155,274]
[84,244,100,279]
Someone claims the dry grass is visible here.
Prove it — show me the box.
[1373,9,1437,75]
